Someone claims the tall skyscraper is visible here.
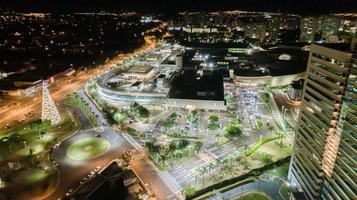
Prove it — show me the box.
[300,15,341,43]
[288,42,356,200]
[41,81,61,125]
[300,16,321,42]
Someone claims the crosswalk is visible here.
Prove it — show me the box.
[122,132,143,150]
[130,152,145,162]
[157,171,183,194]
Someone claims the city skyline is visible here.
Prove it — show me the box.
[0,4,356,200]
[1,0,357,14]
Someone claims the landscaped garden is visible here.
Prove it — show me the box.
[129,102,150,123]
[226,96,235,107]
[67,93,99,127]
[207,114,220,132]
[187,110,199,126]
[183,134,291,198]
[265,162,289,179]
[145,136,203,170]
[259,92,270,104]
[87,81,151,127]
[0,109,78,198]
[224,119,242,137]
[233,192,271,200]
[66,137,110,160]
[163,112,180,130]
[256,120,264,129]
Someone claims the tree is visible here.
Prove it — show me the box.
[164,112,179,130]
[130,102,150,121]
[170,112,178,121]
[259,152,273,164]
[208,160,216,174]
[207,114,220,131]
[178,139,189,149]
[187,111,199,124]
[173,149,183,159]
[224,119,242,137]
[194,141,203,153]
[240,155,248,169]
[145,141,160,155]
[7,132,18,152]
[28,148,34,166]
[268,125,274,136]
[226,96,235,106]
[113,110,128,124]
[168,141,177,152]
[183,185,196,198]
[191,167,200,185]
[160,154,167,164]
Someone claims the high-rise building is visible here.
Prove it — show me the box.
[266,14,282,43]
[288,42,357,200]
[300,15,341,42]
[300,16,321,42]
[244,20,267,41]
[320,15,340,40]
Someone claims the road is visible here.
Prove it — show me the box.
[43,88,173,200]
[0,35,158,132]
[164,88,274,189]
[44,126,131,200]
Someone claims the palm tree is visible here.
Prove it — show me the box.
[169,141,177,153]
[215,131,221,145]
[187,145,195,156]
[268,125,274,136]
[191,167,200,185]
[194,141,203,153]
[208,161,215,174]
[198,168,205,183]
[28,148,34,167]
[240,155,248,169]
[279,133,284,148]
[160,154,167,165]
[7,132,17,153]
[174,149,183,159]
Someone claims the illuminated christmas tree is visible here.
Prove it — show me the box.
[41,81,61,125]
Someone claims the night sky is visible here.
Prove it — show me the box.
[1,0,357,14]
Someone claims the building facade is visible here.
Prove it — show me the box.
[288,43,357,200]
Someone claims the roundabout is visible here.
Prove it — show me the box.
[66,137,110,160]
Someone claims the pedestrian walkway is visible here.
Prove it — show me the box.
[268,93,293,143]
[129,150,145,162]
[157,171,183,194]
[122,132,143,150]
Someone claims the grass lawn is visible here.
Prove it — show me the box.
[192,177,257,200]
[24,168,50,183]
[256,120,264,129]
[259,93,270,104]
[279,182,292,199]
[0,109,78,189]
[265,162,290,179]
[66,137,110,160]
[234,192,271,200]
[0,109,78,161]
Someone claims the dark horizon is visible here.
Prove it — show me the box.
[1,0,357,14]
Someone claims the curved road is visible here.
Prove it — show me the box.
[44,91,173,200]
